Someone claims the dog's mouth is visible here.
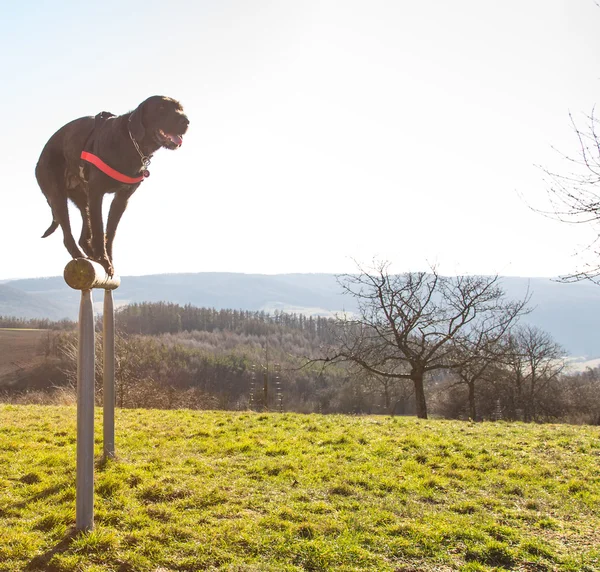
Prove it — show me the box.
[156,129,184,150]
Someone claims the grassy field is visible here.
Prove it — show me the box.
[0,329,48,380]
[0,406,599,571]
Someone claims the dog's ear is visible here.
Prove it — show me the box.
[129,103,145,141]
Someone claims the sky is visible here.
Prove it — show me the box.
[2,0,600,280]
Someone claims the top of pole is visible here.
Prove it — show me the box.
[64,259,120,291]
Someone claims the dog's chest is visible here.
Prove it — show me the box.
[69,165,133,196]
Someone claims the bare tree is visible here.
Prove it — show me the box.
[447,340,507,421]
[323,261,529,419]
[541,109,600,281]
[502,325,566,421]
[561,366,600,424]
[351,368,414,415]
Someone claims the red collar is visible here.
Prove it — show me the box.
[80,151,149,184]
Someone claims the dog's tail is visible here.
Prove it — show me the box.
[42,220,59,238]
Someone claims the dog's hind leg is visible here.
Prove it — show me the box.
[69,189,94,258]
[36,156,86,260]
[51,196,86,259]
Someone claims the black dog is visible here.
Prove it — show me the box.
[36,96,189,276]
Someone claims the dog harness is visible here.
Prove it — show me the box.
[80,111,150,184]
[80,151,148,184]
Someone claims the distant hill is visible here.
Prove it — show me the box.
[0,283,71,320]
[5,272,600,358]
[499,277,600,360]
[6,273,348,319]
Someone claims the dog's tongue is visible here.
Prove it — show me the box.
[167,133,183,147]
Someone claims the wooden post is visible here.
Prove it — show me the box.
[103,290,115,459]
[64,259,120,532]
[76,289,95,531]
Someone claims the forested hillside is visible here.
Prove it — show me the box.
[1,304,353,414]
[115,302,335,340]
[2,301,600,423]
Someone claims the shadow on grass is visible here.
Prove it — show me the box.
[95,453,118,471]
[24,528,78,571]
[0,484,65,515]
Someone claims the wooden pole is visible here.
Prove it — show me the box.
[76,289,95,531]
[65,259,120,532]
[103,290,115,459]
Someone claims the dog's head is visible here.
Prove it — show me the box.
[129,96,189,150]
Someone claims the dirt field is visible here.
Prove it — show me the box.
[0,329,49,379]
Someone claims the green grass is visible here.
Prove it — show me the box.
[1,405,599,571]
